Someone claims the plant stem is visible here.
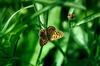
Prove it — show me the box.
[12,36,20,66]
[45,11,49,29]
[36,46,43,66]
[33,3,44,29]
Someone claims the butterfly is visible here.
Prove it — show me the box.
[39,26,64,46]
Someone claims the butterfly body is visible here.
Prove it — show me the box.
[39,26,64,46]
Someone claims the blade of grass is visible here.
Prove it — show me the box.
[63,2,86,10]
[73,13,100,27]
[4,22,17,34]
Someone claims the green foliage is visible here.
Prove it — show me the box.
[0,0,100,66]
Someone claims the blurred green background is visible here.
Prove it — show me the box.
[0,0,100,66]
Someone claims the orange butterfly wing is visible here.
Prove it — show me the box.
[47,26,64,41]
[50,31,64,41]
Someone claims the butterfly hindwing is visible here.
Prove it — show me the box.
[40,29,48,46]
[40,37,48,46]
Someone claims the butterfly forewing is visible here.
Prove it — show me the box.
[50,31,64,41]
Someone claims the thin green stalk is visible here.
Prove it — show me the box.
[4,22,17,34]
[45,11,49,29]
[12,36,20,66]
[33,3,44,29]
[36,46,43,66]
[95,35,100,58]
